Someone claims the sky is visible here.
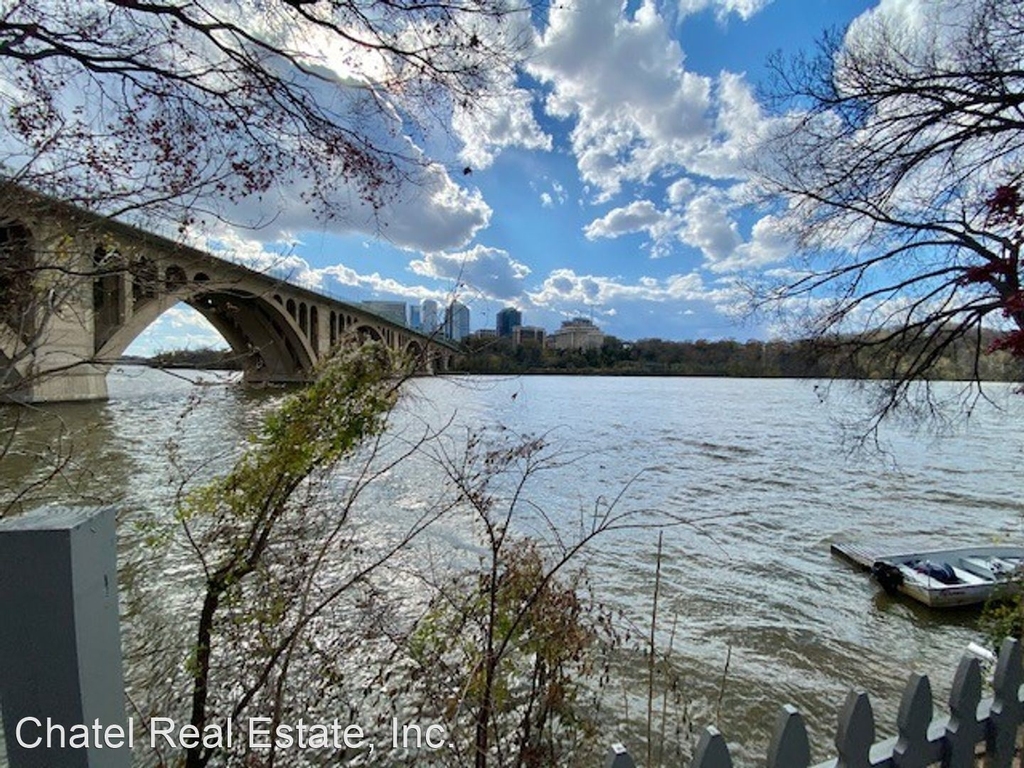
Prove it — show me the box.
[129,0,883,355]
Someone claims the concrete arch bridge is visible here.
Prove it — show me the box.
[0,185,458,402]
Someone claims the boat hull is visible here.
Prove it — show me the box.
[832,543,1024,609]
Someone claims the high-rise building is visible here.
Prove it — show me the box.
[496,307,522,338]
[421,300,439,334]
[408,304,422,331]
[445,300,471,342]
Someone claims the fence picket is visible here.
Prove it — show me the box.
[988,638,1024,768]
[893,673,933,768]
[767,704,810,768]
[602,639,1024,768]
[945,655,983,768]
[836,691,875,768]
[691,726,733,768]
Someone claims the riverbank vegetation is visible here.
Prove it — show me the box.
[143,348,245,371]
[454,330,1024,382]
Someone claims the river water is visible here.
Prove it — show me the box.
[2,367,1023,765]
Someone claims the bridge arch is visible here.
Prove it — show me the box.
[0,220,35,340]
[404,339,426,369]
[131,256,158,308]
[165,265,187,291]
[97,285,318,383]
[93,246,125,350]
[353,324,383,344]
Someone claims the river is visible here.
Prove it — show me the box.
[2,367,1023,765]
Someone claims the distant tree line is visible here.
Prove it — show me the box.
[144,347,244,371]
[454,329,1024,382]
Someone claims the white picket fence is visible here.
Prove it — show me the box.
[605,638,1023,768]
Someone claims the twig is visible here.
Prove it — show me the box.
[647,531,663,768]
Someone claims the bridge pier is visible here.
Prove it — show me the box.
[12,363,109,403]
[4,260,110,402]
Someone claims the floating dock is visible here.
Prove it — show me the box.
[830,542,882,571]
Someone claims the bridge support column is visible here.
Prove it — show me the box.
[5,274,110,402]
[14,363,109,403]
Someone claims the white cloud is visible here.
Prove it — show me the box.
[188,228,322,290]
[453,86,553,170]
[687,72,768,180]
[722,213,793,272]
[529,0,713,201]
[842,0,967,69]
[529,267,709,306]
[218,161,491,253]
[584,200,676,240]
[539,180,569,209]
[410,245,532,300]
[524,267,751,338]
[679,191,742,263]
[667,178,697,205]
[375,164,493,252]
[193,226,458,304]
[526,0,783,207]
[677,0,772,22]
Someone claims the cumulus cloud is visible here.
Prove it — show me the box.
[203,155,491,254]
[528,0,713,201]
[679,192,742,264]
[842,0,970,67]
[523,266,751,338]
[526,0,782,208]
[667,178,697,205]
[529,267,710,306]
[583,199,684,256]
[688,72,768,180]
[410,245,532,300]
[677,0,773,22]
[191,227,324,289]
[720,213,793,272]
[453,86,553,170]
[584,200,674,240]
[192,225,458,305]
[374,165,493,252]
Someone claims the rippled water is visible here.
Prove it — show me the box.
[3,368,1023,765]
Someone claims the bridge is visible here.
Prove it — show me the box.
[0,184,459,402]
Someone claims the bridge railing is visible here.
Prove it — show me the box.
[605,637,1023,768]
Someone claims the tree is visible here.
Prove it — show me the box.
[0,0,525,403]
[0,0,525,225]
[408,430,634,767]
[121,355,676,768]
[752,0,1024,421]
[123,342,465,768]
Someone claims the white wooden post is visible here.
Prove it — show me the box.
[0,507,130,768]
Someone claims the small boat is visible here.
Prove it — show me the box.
[831,542,1024,609]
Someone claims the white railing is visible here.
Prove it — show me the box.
[606,638,1023,768]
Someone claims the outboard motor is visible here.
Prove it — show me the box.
[872,561,904,595]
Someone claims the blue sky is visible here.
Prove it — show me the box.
[131,0,883,354]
